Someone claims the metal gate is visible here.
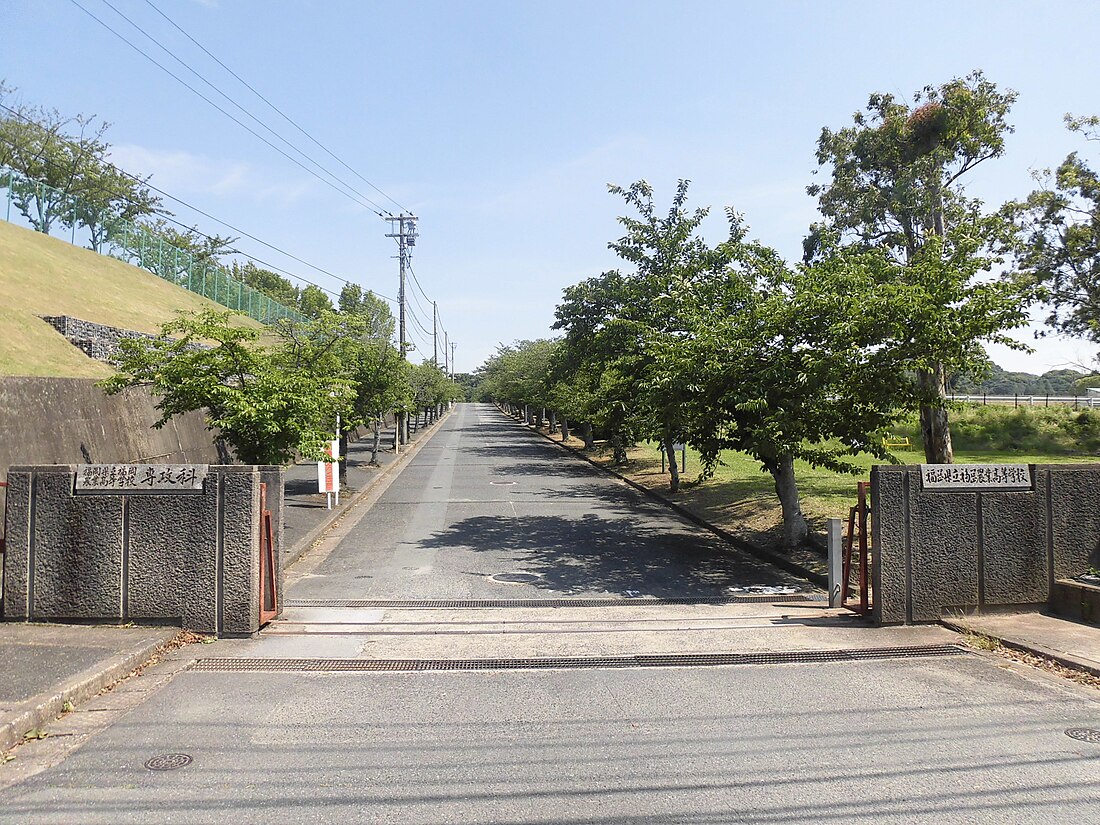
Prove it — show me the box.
[259,482,278,625]
[840,481,872,615]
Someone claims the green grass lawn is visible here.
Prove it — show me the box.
[0,219,258,377]
[556,427,1100,562]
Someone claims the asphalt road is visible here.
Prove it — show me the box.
[288,402,799,600]
[2,403,1098,823]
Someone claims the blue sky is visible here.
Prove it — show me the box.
[3,0,1100,373]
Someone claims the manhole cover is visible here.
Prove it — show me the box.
[490,572,542,584]
[144,753,192,771]
[1065,728,1100,744]
[489,481,516,486]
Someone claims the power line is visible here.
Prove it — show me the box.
[65,0,392,217]
[140,0,411,216]
[95,0,395,218]
[406,262,448,339]
[96,0,400,221]
[0,104,397,304]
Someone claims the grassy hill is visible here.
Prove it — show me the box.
[0,219,257,378]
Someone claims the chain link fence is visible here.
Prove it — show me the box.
[2,168,303,324]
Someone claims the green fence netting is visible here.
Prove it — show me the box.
[2,168,304,324]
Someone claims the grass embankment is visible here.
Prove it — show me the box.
[539,405,1100,574]
[0,219,253,378]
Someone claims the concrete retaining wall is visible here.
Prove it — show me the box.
[2,464,283,636]
[871,464,1100,624]
[0,377,226,531]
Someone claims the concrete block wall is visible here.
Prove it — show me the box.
[2,465,283,636]
[0,377,227,530]
[871,464,1100,624]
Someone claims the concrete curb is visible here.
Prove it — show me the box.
[504,409,828,589]
[940,617,1100,679]
[284,410,453,569]
[0,627,178,753]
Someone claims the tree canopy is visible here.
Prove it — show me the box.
[807,71,1033,463]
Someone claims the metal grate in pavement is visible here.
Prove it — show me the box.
[726,593,827,603]
[190,644,966,673]
[285,596,823,609]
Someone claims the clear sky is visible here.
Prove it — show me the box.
[3,1,1099,374]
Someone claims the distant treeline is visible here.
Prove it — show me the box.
[950,365,1094,397]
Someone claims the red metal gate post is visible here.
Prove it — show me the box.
[258,482,278,625]
[857,481,869,616]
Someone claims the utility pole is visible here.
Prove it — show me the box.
[433,301,438,368]
[385,214,417,445]
[450,341,457,380]
[444,331,449,379]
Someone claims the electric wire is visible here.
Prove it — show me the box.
[95,0,394,218]
[405,278,434,325]
[65,0,392,217]
[140,0,411,215]
[407,261,448,340]
[94,0,396,220]
[0,107,397,304]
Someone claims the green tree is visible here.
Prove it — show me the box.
[0,84,163,243]
[122,219,237,286]
[1010,114,1100,347]
[553,180,742,490]
[102,309,356,465]
[0,97,110,234]
[73,163,164,253]
[807,71,1030,463]
[299,284,334,318]
[232,261,301,308]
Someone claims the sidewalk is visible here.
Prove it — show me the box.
[0,624,178,753]
[0,410,450,757]
[942,611,1100,677]
[282,417,441,564]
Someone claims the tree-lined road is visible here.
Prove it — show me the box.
[289,402,798,601]
[1,404,1098,824]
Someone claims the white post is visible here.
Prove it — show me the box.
[335,413,341,507]
[828,517,843,608]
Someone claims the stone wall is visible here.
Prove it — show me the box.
[2,465,283,636]
[871,464,1100,624]
[39,315,160,364]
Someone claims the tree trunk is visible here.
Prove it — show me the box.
[535,408,544,429]
[370,419,382,465]
[580,422,594,450]
[338,428,349,479]
[560,417,569,442]
[664,437,680,494]
[610,433,627,464]
[548,411,557,435]
[919,363,954,464]
[771,455,808,550]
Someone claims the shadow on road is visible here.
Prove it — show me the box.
[418,513,795,598]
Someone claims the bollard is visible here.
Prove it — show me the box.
[827,517,843,608]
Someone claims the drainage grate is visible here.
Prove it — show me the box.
[144,753,192,771]
[726,593,826,603]
[1065,728,1100,744]
[490,572,543,584]
[284,596,814,609]
[191,644,966,673]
